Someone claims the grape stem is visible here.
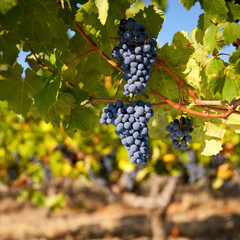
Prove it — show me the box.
[84,97,132,106]
[66,49,95,66]
[25,42,53,72]
[22,63,39,80]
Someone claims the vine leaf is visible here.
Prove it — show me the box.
[34,70,62,115]
[0,63,43,116]
[204,122,226,139]
[222,22,240,45]
[227,2,240,22]
[0,31,20,65]
[229,48,240,70]
[180,0,198,11]
[66,105,94,132]
[183,58,201,93]
[204,24,218,53]
[149,108,168,139]
[206,58,225,95]
[227,114,240,133]
[45,92,76,128]
[202,139,223,156]
[19,0,67,43]
[0,0,18,14]
[95,0,109,25]
[202,0,228,23]
[197,13,211,31]
[222,68,240,102]
[135,5,164,39]
[202,121,226,156]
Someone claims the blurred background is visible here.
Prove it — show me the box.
[1,0,240,240]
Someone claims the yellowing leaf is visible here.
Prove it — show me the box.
[183,58,201,92]
[202,139,222,156]
[95,0,109,25]
[204,122,226,138]
[227,114,240,133]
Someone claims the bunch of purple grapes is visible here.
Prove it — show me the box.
[166,117,194,151]
[100,100,154,164]
[111,18,157,95]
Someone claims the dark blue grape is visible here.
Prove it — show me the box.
[166,117,194,151]
[100,101,153,164]
[112,18,157,95]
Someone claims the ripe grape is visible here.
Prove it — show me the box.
[100,100,154,164]
[111,18,158,96]
[166,117,194,151]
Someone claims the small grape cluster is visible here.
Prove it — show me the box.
[100,100,154,164]
[166,117,194,151]
[111,18,157,95]
[209,154,227,168]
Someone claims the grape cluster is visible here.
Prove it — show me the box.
[209,154,227,168]
[111,18,157,95]
[182,150,207,184]
[166,117,194,151]
[100,100,154,164]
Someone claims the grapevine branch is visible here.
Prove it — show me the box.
[74,23,124,74]
[21,11,240,119]
[150,88,234,119]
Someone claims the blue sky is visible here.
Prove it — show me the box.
[157,0,235,62]
[18,0,235,73]
[157,0,204,46]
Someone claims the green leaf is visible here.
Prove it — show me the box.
[222,22,240,45]
[206,58,225,95]
[95,0,109,25]
[183,58,201,93]
[46,92,75,127]
[71,88,89,104]
[160,31,194,68]
[0,64,43,116]
[19,0,67,43]
[0,6,22,31]
[34,71,62,115]
[222,68,240,102]
[180,0,198,10]
[149,68,179,102]
[149,109,168,139]
[66,105,94,132]
[75,0,102,41]
[227,2,240,21]
[202,0,228,23]
[229,48,240,70]
[204,25,218,53]
[0,0,17,14]
[0,31,20,65]
[134,5,164,39]
[197,13,211,31]
[227,114,240,134]
[152,0,167,11]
